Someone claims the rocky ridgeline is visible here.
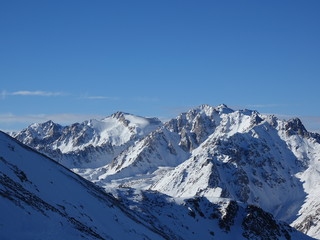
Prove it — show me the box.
[11,104,320,239]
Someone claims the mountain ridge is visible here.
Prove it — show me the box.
[11,104,320,239]
[13,112,163,168]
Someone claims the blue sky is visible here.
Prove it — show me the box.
[1,0,320,132]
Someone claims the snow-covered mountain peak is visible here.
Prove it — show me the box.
[110,111,129,119]
[99,105,269,183]
[17,120,63,144]
[196,104,216,114]
[108,111,162,133]
[31,119,55,127]
[284,117,308,137]
[29,120,60,132]
[13,113,163,168]
[215,103,234,114]
[188,104,234,117]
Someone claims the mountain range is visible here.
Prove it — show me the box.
[6,104,320,239]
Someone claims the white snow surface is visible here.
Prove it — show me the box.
[0,132,166,240]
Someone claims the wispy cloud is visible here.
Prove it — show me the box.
[133,97,160,102]
[161,106,194,115]
[82,95,119,100]
[1,90,121,101]
[12,91,64,96]
[230,104,290,109]
[0,113,104,126]
[1,90,65,98]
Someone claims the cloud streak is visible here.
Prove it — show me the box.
[133,97,159,102]
[230,104,291,109]
[0,113,104,126]
[1,90,65,98]
[1,90,157,103]
[1,90,121,101]
[12,91,64,96]
[82,95,119,100]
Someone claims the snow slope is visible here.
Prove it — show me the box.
[110,188,313,240]
[0,131,167,240]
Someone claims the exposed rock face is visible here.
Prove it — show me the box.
[112,189,312,240]
[219,201,239,232]
[242,205,292,240]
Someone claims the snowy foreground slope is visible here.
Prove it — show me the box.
[1,131,311,240]
[0,132,165,240]
[13,104,320,239]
